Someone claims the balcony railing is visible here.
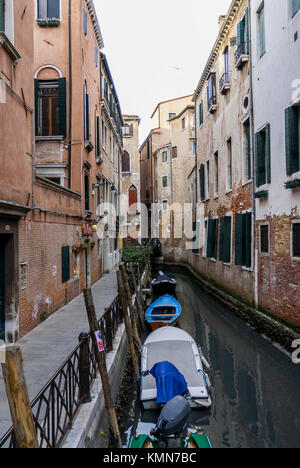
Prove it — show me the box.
[219,72,230,94]
[235,42,249,69]
[207,95,217,113]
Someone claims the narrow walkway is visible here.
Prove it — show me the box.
[0,271,118,438]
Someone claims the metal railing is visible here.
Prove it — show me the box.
[0,295,123,449]
[235,42,249,66]
[207,94,217,112]
[219,72,230,92]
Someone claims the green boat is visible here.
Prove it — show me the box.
[129,433,213,449]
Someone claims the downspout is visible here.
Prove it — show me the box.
[68,0,72,189]
[248,0,258,308]
[169,144,174,228]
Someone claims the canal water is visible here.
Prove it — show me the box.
[122,267,300,448]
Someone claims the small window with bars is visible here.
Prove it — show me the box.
[260,224,269,254]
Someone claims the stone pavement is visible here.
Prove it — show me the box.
[0,270,118,438]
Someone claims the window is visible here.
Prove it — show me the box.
[62,246,70,283]
[257,3,266,58]
[199,164,205,202]
[73,252,80,279]
[83,8,87,36]
[226,138,233,191]
[237,8,249,56]
[214,151,219,196]
[0,0,4,32]
[285,106,299,175]
[207,219,218,259]
[122,150,130,173]
[123,124,133,137]
[255,124,271,187]
[243,119,251,181]
[96,115,100,157]
[38,0,60,19]
[85,171,90,211]
[35,79,66,137]
[207,73,217,111]
[84,85,90,142]
[235,213,252,268]
[20,264,28,290]
[206,161,210,199]
[193,141,197,156]
[172,146,178,159]
[147,140,150,159]
[199,100,204,126]
[220,217,232,263]
[129,186,138,208]
[292,223,300,257]
[162,200,168,211]
[260,225,269,253]
[169,113,176,120]
[96,179,101,217]
[162,176,168,188]
[291,0,300,18]
[95,47,98,68]
[192,221,200,254]
[102,120,107,150]
[162,151,168,163]
[182,118,186,130]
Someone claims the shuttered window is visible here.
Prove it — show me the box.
[199,100,204,126]
[285,106,299,175]
[162,151,168,163]
[293,223,300,257]
[237,8,249,54]
[260,225,269,253]
[85,172,90,211]
[235,213,252,268]
[83,9,87,36]
[0,0,4,31]
[207,219,218,259]
[258,4,266,58]
[84,89,90,141]
[62,246,70,283]
[162,176,168,188]
[292,0,300,17]
[255,124,271,187]
[38,0,60,19]
[35,79,66,137]
[192,221,200,254]
[220,217,232,263]
[96,115,100,156]
[200,164,205,201]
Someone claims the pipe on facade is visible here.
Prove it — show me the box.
[248,0,258,308]
[68,0,72,189]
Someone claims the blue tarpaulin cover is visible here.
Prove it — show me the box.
[150,361,188,404]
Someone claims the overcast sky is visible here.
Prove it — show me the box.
[95,0,232,144]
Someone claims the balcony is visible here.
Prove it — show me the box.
[235,42,249,69]
[207,95,217,113]
[219,72,231,95]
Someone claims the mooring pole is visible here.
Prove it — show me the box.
[130,264,146,331]
[83,288,122,448]
[117,271,140,380]
[120,264,142,350]
[78,332,92,404]
[1,346,39,448]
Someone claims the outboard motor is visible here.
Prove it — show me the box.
[150,395,191,446]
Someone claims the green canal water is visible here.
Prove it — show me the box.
[121,267,300,448]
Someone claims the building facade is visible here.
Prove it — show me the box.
[0,0,35,342]
[120,115,141,244]
[251,0,300,326]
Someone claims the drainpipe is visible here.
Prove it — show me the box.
[169,144,174,228]
[68,0,72,189]
[248,0,258,308]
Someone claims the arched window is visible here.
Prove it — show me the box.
[122,150,131,173]
[128,185,138,208]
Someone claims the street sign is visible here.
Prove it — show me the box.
[94,330,105,353]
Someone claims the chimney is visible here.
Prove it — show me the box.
[219,15,226,30]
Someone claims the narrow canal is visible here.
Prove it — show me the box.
[122,266,300,449]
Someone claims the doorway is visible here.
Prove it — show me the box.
[0,244,5,341]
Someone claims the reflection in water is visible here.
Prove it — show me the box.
[122,268,300,448]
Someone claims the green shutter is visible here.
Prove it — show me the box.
[285,107,299,175]
[0,0,4,31]
[235,214,244,266]
[34,79,39,136]
[213,219,219,260]
[58,78,67,137]
[192,221,200,254]
[62,246,70,283]
[255,131,266,187]
[237,21,242,47]
[219,218,225,262]
[207,219,215,258]
[199,101,203,126]
[245,213,252,268]
[265,123,271,183]
[85,93,90,141]
[200,164,205,201]
[259,7,266,57]
[220,217,231,263]
[244,8,249,54]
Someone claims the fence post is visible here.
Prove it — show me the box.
[105,307,113,352]
[1,346,39,448]
[78,333,92,404]
[130,264,146,331]
[83,288,122,448]
[120,264,142,350]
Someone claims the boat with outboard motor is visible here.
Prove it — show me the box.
[140,327,212,410]
[151,271,177,298]
[128,395,213,448]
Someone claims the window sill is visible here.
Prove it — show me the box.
[225,189,233,195]
[242,266,253,272]
[37,19,60,27]
[85,140,94,152]
[36,136,64,142]
[223,262,232,267]
[0,32,21,65]
[285,178,300,190]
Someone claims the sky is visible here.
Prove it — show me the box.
[95,0,232,144]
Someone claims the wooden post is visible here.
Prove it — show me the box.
[117,271,140,381]
[130,265,146,331]
[1,346,39,448]
[78,333,92,404]
[120,264,142,350]
[83,289,122,448]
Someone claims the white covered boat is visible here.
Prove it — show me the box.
[140,327,212,410]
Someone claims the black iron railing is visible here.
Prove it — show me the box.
[207,94,217,112]
[235,42,249,66]
[0,294,123,449]
[219,72,230,92]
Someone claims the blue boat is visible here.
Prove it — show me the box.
[145,294,182,330]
